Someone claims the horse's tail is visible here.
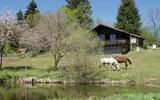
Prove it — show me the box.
[127,58,132,64]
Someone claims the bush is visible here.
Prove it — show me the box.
[67,28,103,81]
[3,44,13,56]
[71,53,96,81]
[143,44,148,49]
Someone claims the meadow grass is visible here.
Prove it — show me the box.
[111,49,160,82]
[1,49,160,84]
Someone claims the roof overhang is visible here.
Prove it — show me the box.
[92,24,143,39]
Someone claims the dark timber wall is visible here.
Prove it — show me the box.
[93,25,130,54]
[92,24,143,54]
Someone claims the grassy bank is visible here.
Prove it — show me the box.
[1,49,160,85]
[106,49,160,84]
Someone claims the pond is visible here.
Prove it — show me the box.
[0,84,160,100]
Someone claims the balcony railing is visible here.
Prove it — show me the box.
[105,40,128,46]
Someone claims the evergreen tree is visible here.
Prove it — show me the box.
[65,0,81,9]
[115,0,141,34]
[24,0,39,19]
[65,0,93,29]
[16,10,24,23]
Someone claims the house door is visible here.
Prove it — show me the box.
[110,34,116,42]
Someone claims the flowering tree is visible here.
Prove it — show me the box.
[21,12,74,70]
[0,9,17,68]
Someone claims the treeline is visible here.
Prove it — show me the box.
[1,0,94,57]
[16,0,93,29]
[1,0,160,56]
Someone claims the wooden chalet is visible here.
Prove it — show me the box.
[92,24,144,54]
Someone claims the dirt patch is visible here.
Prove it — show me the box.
[3,58,19,65]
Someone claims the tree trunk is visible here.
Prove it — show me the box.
[53,54,59,71]
[54,60,59,70]
[54,56,62,70]
[53,53,64,71]
[0,48,2,69]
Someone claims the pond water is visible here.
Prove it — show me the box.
[0,84,160,100]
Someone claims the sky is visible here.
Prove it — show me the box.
[0,0,160,25]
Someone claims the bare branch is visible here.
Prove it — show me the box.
[149,9,160,40]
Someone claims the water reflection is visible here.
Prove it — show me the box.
[0,84,160,100]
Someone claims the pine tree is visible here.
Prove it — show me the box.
[65,0,81,9]
[115,0,141,34]
[16,10,24,23]
[24,0,40,28]
[24,0,39,19]
[65,0,93,29]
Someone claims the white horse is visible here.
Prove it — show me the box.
[99,57,120,70]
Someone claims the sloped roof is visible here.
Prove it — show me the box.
[92,24,142,38]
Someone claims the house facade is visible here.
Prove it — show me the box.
[92,24,144,54]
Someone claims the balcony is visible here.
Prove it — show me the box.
[105,40,129,46]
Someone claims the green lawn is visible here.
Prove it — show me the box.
[1,49,160,84]
[106,49,160,84]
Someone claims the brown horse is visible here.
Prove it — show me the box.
[113,55,132,70]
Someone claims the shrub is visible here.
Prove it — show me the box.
[3,44,12,56]
[143,44,148,49]
[67,28,103,81]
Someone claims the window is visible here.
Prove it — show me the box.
[99,34,105,41]
[131,38,136,43]
[110,34,116,42]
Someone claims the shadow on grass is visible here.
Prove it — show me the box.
[1,66,33,71]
